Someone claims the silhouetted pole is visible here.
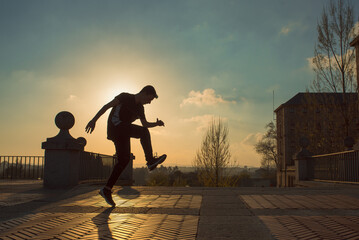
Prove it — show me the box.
[42,111,86,188]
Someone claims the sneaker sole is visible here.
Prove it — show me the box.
[157,155,167,164]
[99,189,116,207]
[148,155,167,171]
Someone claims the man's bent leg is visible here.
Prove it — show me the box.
[129,125,153,161]
[129,124,166,170]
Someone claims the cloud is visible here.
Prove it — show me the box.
[280,26,291,35]
[307,48,356,71]
[67,94,77,101]
[183,114,214,131]
[279,22,307,36]
[180,88,236,108]
[350,21,359,38]
[306,21,358,76]
[182,114,230,132]
[306,57,315,70]
[241,133,263,146]
[150,128,168,136]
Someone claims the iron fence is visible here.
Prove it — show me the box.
[312,150,359,182]
[1,153,131,183]
[0,156,44,180]
[79,151,116,182]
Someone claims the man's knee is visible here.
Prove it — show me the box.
[115,154,131,168]
[139,127,150,138]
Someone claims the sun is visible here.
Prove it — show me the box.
[101,77,139,101]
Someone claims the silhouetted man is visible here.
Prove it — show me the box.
[86,85,166,206]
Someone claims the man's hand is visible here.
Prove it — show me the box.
[156,118,165,127]
[85,120,96,133]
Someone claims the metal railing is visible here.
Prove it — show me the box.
[0,156,44,180]
[1,152,132,183]
[312,150,359,183]
[78,151,116,182]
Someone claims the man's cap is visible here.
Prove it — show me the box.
[141,85,158,98]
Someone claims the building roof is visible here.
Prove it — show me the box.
[274,92,358,112]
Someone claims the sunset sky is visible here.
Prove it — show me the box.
[1,0,358,167]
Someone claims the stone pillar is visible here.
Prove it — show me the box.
[42,111,86,188]
[294,137,312,182]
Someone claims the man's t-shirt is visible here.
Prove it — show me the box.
[107,93,145,140]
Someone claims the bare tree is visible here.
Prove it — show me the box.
[309,0,358,140]
[255,122,279,171]
[311,0,357,93]
[194,118,235,187]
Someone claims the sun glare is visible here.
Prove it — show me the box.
[102,77,139,101]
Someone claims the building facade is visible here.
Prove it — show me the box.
[275,92,358,187]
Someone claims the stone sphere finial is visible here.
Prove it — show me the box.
[77,137,87,147]
[344,136,354,150]
[299,137,309,149]
[55,111,75,130]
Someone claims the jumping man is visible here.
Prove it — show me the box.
[85,85,167,206]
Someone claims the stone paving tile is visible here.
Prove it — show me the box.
[3,184,359,239]
[61,194,202,209]
[240,194,359,209]
[0,212,199,239]
[0,193,46,207]
[242,194,359,239]
[260,216,359,240]
[0,191,201,239]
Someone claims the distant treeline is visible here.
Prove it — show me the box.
[133,166,276,187]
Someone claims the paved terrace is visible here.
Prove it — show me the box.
[1,181,359,239]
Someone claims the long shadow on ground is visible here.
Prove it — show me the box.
[116,186,141,200]
[92,207,116,239]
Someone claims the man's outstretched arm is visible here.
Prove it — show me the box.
[85,98,119,133]
[140,117,165,128]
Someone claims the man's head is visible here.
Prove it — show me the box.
[137,85,158,105]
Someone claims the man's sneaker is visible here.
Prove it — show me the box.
[99,188,116,207]
[147,154,167,171]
